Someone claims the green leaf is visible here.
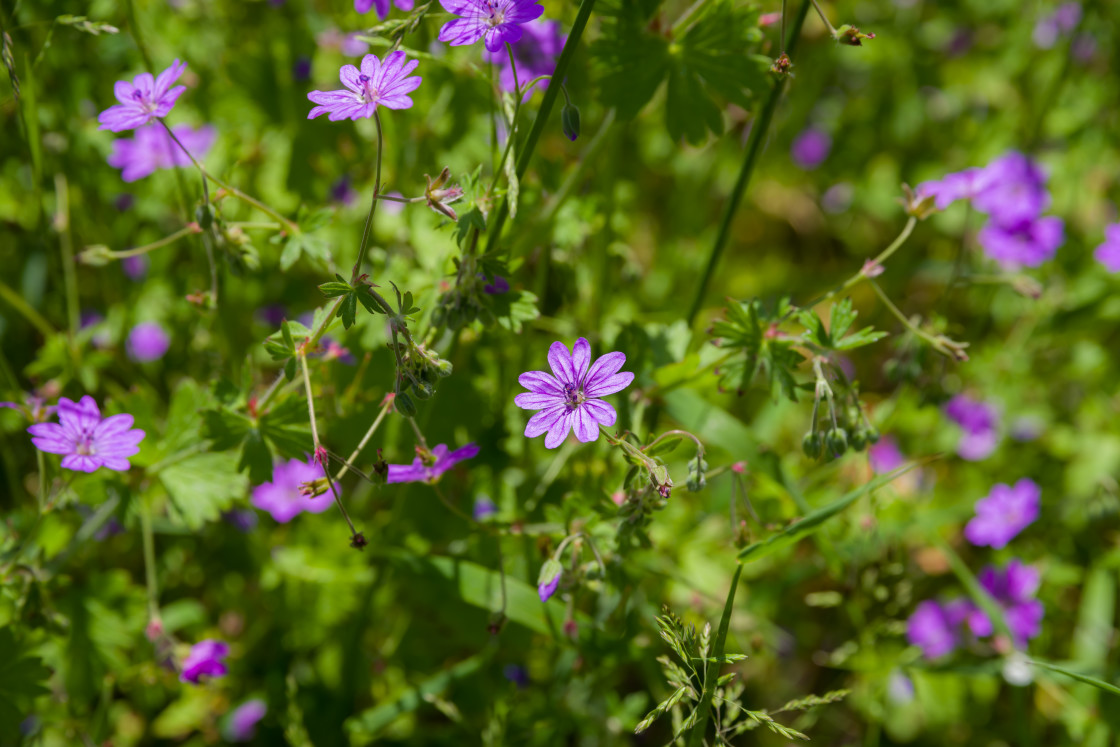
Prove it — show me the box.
[454,208,486,247]
[484,289,540,332]
[202,407,252,450]
[238,429,273,485]
[160,451,249,529]
[593,0,670,119]
[338,291,358,329]
[737,464,918,562]
[319,280,352,298]
[0,626,51,740]
[1028,659,1120,699]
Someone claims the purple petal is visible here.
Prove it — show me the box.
[514,392,561,410]
[582,399,617,428]
[518,371,563,395]
[584,371,634,398]
[572,405,599,443]
[525,405,565,438]
[583,351,625,390]
[543,412,572,449]
[570,337,591,383]
[547,340,576,385]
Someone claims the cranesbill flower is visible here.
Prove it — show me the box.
[225,699,267,742]
[437,0,545,53]
[964,478,1040,549]
[790,127,831,170]
[307,51,421,121]
[251,458,334,522]
[1,395,54,424]
[967,560,1044,647]
[108,123,216,182]
[28,396,145,473]
[180,639,229,684]
[1033,2,1081,49]
[387,443,479,483]
[916,167,990,210]
[127,321,171,362]
[516,337,635,449]
[98,60,188,132]
[473,496,498,520]
[906,599,970,659]
[355,0,414,19]
[122,254,148,280]
[944,393,999,461]
[482,19,565,100]
[1093,223,1120,272]
[977,215,1064,269]
[972,152,1050,225]
[868,435,905,474]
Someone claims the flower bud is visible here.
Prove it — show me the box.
[436,359,453,377]
[78,244,114,266]
[561,102,580,142]
[827,427,849,456]
[850,428,867,452]
[395,391,417,417]
[537,558,563,602]
[802,432,822,459]
[865,426,880,444]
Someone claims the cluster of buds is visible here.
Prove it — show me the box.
[392,341,453,416]
[802,358,879,460]
[834,24,875,46]
[770,53,793,76]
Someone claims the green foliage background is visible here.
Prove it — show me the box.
[1,0,1119,744]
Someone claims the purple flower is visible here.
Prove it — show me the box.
[1093,223,1120,272]
[293,55,312,82]
[252,458,334,523]
[355,0,414,19]
[331,175,359,206]
[127,322,171,362]
[27,396,145,473]
[964,478,1040,549]
[538,571,560,602]
[307,51,421,121]
[315,29,370,57]
[482,275,509,294]
[180,639,229,684]
[223,509,258,532]
[944,393,999,461]
[107,123,216,182]
[1033,2,1081,49]
[387,443,480,483]
[122,254,148,280]
[977,215,1064,269]
[886,670,914,704]
[1,395,54,424]
[972,152,1050,225]
[790,127,831,170]
[917,167,991,210]
[516,338,634,449]
[481,19,565,101]
[907,597,972,659]
[437,0,545,53]
[98,60,188,132]
[503,664,530,688]
[225,699,267,742]
[868,435,905,474]
[473,496,498,520]
[969,560,1045,647]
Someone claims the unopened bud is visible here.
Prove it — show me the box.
[561,102,581,142]
[827,427,849,456]
[802,432,823,459]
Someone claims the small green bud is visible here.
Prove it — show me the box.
[802,432,823,459]
[436,359,453,377]
[865,426,881,444]
[850,428,867,452]
[414,379,435,400]
[827,428,848,456]
[561,102,580,142]
[394,391,417,417]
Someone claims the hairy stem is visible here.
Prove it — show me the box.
[352,110,385,283]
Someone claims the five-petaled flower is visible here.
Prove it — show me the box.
[251,458,334,523]
[108,123,215,182]
[180,639,230,684]
[307,51,421,121]
[28,396,145,473]
[964,478,1040,549]
[516,337,634,449]
[387,443,479,483]
[98,60,189,132]
[437,0,545,53]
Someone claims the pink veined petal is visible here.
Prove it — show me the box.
[153,60,186,99]
[58,396,100,432]
[439,0,485,15]
[585,371,635,398]
[525,405,565,438]
[29,433,75,455]
[61,454,102,473]
[547,341,576,385]
[583,351,626,390]
[519,370,564,395]
[544,412,573,449]
[340,64,363,93]
[514,392,562,410]
[93,413,136,437]
[387,461,428,483]
[153,86,186,117]
[377,94,415,110]
[132,72,156,98]
[113,80,138,105]
[380,73,422,98]
[484,27,511,53]
[581,399,617,428]
[98,456,133,471]
[570,338,591,383]
[572,405,599,443]
[360,53,383,80]
[27,422,66,439]
[377,50,407,86]
[505,0,544,23]
[308,89,358,105]
[438,18,486,46]
[445,442,480,464]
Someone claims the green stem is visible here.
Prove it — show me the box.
[333,397,392,482]
[140,495,160,623]
[36,451,46,513]
[352,110,385,283]
[53,174,79,337]
[685,0,812,325]
[482,0,598,256]
[488,43,522,198]
[0,278,55,337]
[688,563,744,746]
[102,224,201,259]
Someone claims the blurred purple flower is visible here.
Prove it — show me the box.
[1033,2,1081,49]
[223,509,258,532]
[251,458,334,522]
[94,516,126,541]
[28,396,145,473]
[516,337,635,449]
[917,167,990,210]
[1,394,54,424]
[503,664,530,688]
[387,443,479,483]
[482,19,565,101]
[820,182,853,214]
[1093,224,1120,272]
[257,305,288,327]
[868,435,905,474]
[122,254,148,280]
[944,393,999,461]
[972,152,1050,225]
[538,572,560,602]
[906,600,959,659]
[316,30,371,57]
[226,699,267,742]
[790,127,831,170]
[321,338,355,365]
[127,322,171,362]
[108,123,216,182]
[80,311,111,348]
[887,670,914,703]
[181,639,229,684]
[964,478,1040,549]
[977,215,1064,269]
[331,175,359,206]
[293,55,312,82]
[307,51,421,121]
[98,60,188,132]
[473,496,498,519]
[114,193,135,211]
[968,560,1045,647]
[437,0,545,53]
[483,275,509,294]
[1010,415,1044,442]
[356,0,414,18]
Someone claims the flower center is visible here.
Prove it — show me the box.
[563,384,585,410]
[358,74,380,104]
[484,0,505,26]
[75,434,96,456]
